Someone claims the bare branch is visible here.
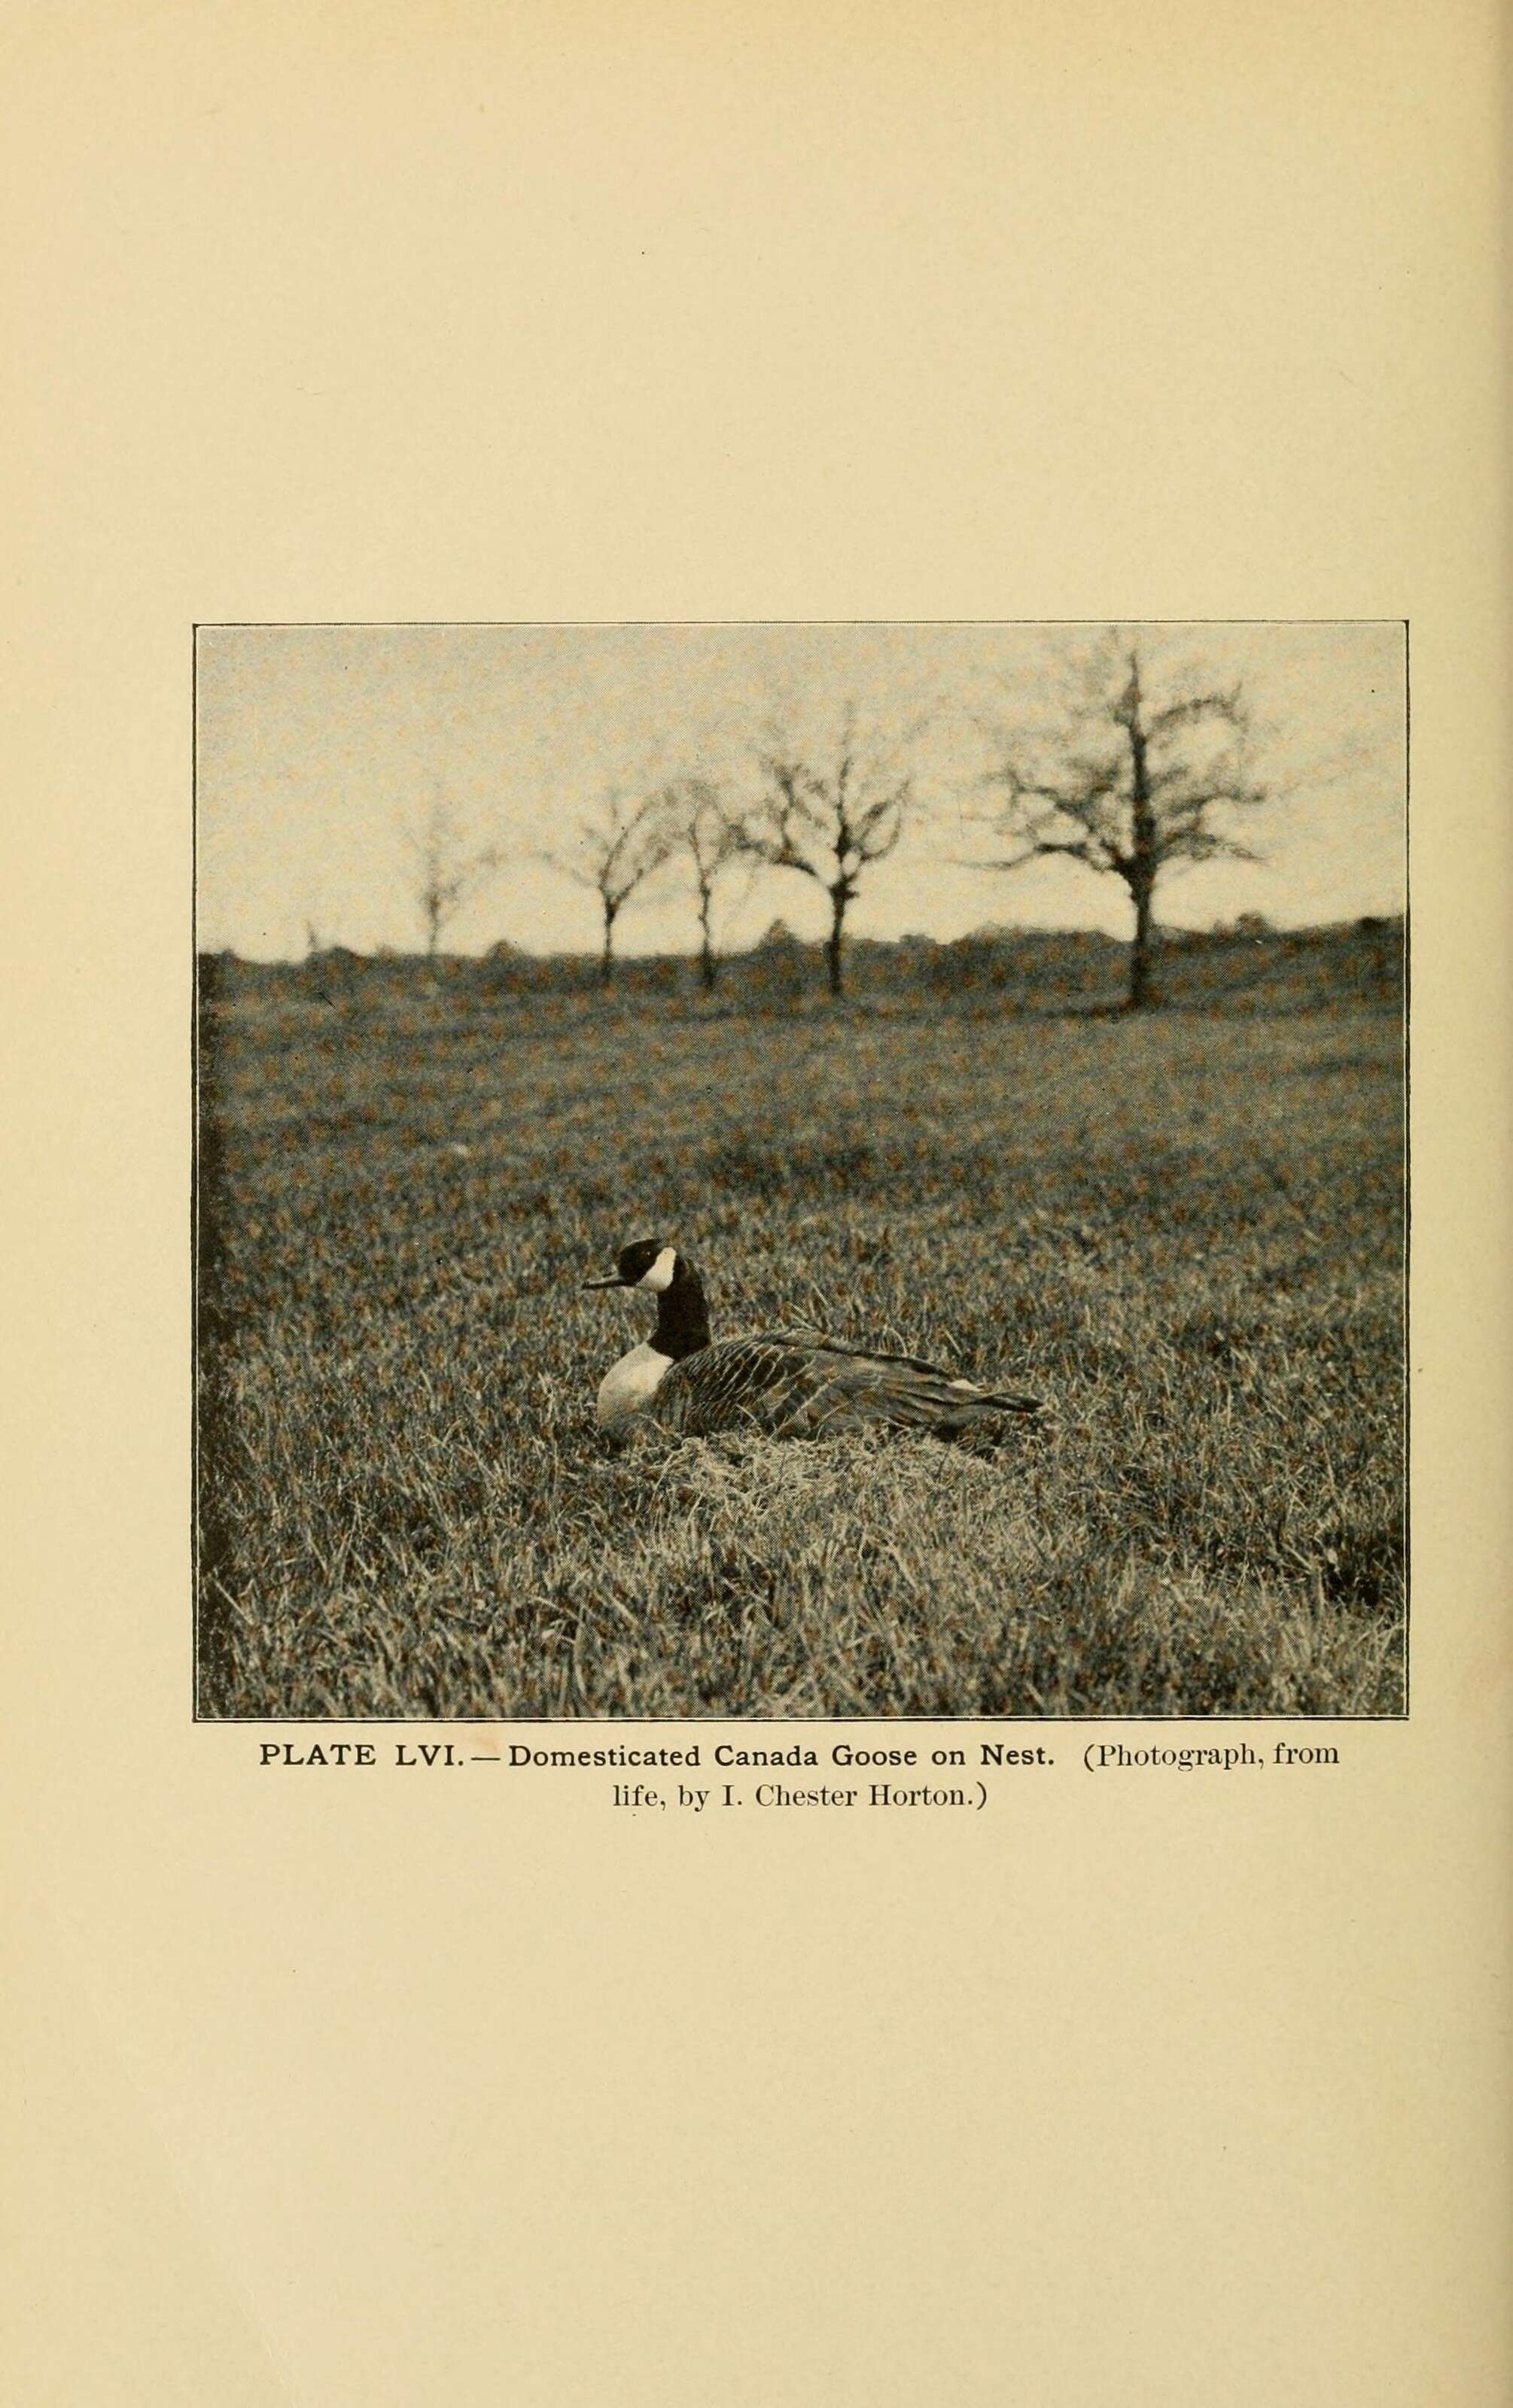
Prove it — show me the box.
[540,787,678,908]
[972,633,1274,1007]
[732,701,927,996]
[1147,686,1246,739]
[537,783,680,983]
[659,774,751,987]
[400,793,501,955]
[979,837,1110,874]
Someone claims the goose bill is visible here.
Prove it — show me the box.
[583,1273,627,1290]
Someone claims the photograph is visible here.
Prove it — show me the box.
[194,619,1406,1722]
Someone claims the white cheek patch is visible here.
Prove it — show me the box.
[638,1246,677,1293]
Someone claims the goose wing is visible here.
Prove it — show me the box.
[655,1330,1046,1442]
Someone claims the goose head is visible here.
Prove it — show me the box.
[583,1239,712,1359]
[583,1238,681,1294]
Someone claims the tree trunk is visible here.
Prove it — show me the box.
[600,901,616,987]
[826,891,846,999]
[1125,659,1158,1009]
[1128,879,1157,1009]
[698,892,718,990]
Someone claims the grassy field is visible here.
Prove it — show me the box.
[197,982,1405,1719]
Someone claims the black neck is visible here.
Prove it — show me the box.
[652,1260,712,1360]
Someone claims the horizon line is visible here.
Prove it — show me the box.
[199,909,1405,971]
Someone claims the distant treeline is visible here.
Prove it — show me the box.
[199,915,1404,1016]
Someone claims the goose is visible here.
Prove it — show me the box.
[584,1239,1047,1443]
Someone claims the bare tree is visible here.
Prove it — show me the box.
[973,636,1268,1009]
[672,777,747,991]
[736,702,921,999]
[541,787,679,986]
[403,793,500,957]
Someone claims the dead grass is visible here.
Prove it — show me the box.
[196,995,1405,1719]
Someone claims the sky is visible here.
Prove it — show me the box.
[195,622,1406,959]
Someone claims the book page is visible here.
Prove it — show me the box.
[4,3,1507,2402]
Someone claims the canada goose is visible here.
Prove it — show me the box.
[584,1239,1046,1442]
